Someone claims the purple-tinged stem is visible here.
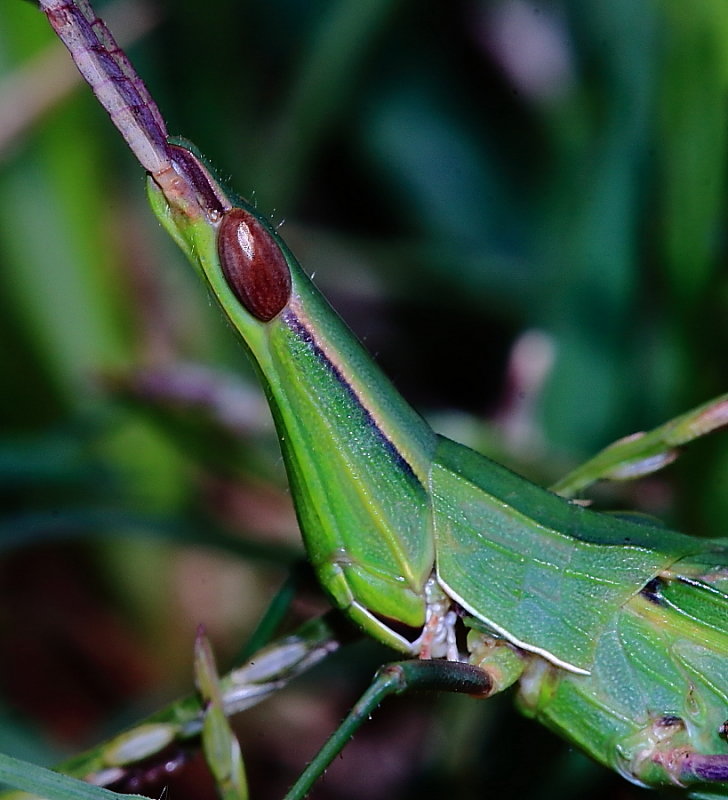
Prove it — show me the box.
[39,0,170,175]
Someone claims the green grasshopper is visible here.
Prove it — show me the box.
[27,0,728,796]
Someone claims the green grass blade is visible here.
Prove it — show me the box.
[551,393,728,497]
[0,752,142,800]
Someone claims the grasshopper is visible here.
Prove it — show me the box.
[12,0,728,797]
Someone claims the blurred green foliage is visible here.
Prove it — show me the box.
[0,0,727,798]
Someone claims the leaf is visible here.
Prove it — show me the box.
[0,751,143,800]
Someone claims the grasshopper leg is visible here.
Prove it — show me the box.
[678,752,728,784]
[641,749,728,789]
[620,715,728,790]
[415,576,459,660]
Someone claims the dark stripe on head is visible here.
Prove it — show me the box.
[168,144,228,216]
[283,309,418,482]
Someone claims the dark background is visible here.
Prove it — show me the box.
[1,1,727,798]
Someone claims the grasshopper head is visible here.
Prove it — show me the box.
[146,140,293,339]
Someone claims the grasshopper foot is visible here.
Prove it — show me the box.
[622,715,728,789]
[658,751,728,786]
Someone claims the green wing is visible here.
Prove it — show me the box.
[431,435,716,672]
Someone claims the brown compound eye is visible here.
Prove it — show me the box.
[217,207,292,322]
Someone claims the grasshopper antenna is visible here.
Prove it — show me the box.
[39,0,170,174]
